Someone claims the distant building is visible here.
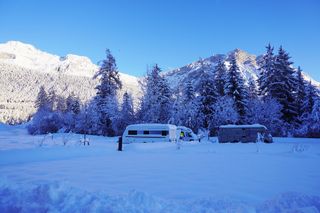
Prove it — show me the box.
[218,124,273,143]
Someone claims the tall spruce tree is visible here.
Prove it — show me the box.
[116,91,135,134]
[258,44,275,97]
[272,46,298,123]
[303,81,317,115]
[296,66,307,122]
[308,97,320,137]
[248,77,258,100]
[180,80,199,131]
[198,72,218,129]
[93,49,122,136]
[212,96,239,127]
[66,92,81,115]
[213,58,227,96]
[183,80,195,102]
[35,86,49,111]
[139,64,172,123]
[225,55,248,123]
[158,76,172,123]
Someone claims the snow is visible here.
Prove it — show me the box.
[220,124,267,129]
[0,41,142,123]
[125,123,177,130]
[0,41,96,77]
[0,124,320,212]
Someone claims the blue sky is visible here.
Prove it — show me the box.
[0,0,319,80]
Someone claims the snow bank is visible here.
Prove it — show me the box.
[1,179,319,213]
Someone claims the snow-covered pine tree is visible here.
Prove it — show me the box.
[248,97,283,136]
[180,80,200,131]
[28,87,61,134]
[296,66,307,123]
[35,86,49,111]
[257,44,275,97]
[116,91,135,134]
[303,81,317,115]
[168,96,182,126]
[93,49,122,136]
[213,58,227,96]
[225,55,248,124]
[56,96,67,113]
[138,65,161,123]
[198,72,218,130]
[62,93,81,132]
[246,78,260,124]
[248,77,258,100]
[75,103,100,135]
[138,64,172,123]
[183,79,195,102]
[212,96,239,127]
[308,97,320,137]
[272,46,299,124]
[66,92,81,115]
[158,76,172,123]
[47,88,57,111]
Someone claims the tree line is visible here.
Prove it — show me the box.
[28,45,320,137]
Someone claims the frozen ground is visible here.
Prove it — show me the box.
[0,124,320,212]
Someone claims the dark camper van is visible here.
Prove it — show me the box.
[218,124,273,143]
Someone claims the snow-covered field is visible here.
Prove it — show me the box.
[1,124,320,212]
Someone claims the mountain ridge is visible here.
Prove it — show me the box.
[0,41,319,123]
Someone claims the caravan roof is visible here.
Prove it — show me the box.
[219,124,267,129]
[126,123,177,130]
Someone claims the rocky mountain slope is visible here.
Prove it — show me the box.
[0,41,318,123]
[165,48,320,93]
[0,41,141,123]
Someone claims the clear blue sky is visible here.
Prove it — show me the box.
[1,0,319,80]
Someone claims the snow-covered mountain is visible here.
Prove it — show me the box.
[0,41,141,123]
[0,41,319,124]
[164,48,320,93]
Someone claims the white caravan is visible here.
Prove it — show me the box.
[122,123,178,144]
[177,126,199,142]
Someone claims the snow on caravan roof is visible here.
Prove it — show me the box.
[219,124,267,129]
[126,124,177,130]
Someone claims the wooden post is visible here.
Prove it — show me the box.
[118,136,123,151]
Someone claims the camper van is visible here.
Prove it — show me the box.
[218,124,273,143]
[177,126,199,142]
[122,124,177,144]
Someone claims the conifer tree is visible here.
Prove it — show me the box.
[296,66,307,122]
[180,80,199,131]
[213,58,227,96]
[258,44,275,97]
[47,89,57,111]
[183,80,195,102]
[272,46,298,123]
[93,49,122,136]
[116,91,135,134]
[35,86,49,111]
[139,64,172,123]
[198,72,218,129]
[212,96,239,127]
[303,81,317,115]
[158,76,172,123]
[225,55,248,123]
[248,77,258,100]
[308,98,320,137]
[66,92,81,115]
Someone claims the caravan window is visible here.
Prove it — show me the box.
[149,131,161,135]
[143,131,149,135]
[162,131,168,136]
[128,130,137,135]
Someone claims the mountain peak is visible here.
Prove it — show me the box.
[2,41,37,52]
[227,48,257,66]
